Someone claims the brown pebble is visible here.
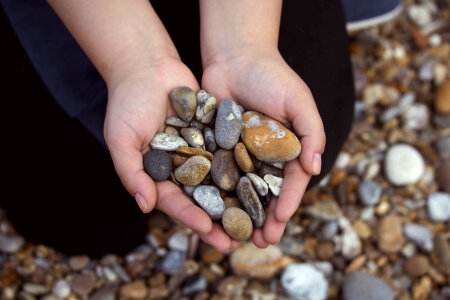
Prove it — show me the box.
[223,197,241,209]
[120,280,148,299]
[222,207,253,241]
[435,79,450,114]
[164,126,180,136]
[404,255,430,277]
[177,145,213,161]
[211,149,240,191]
[377,215,405,254]
[234,142,255,173]
[171,154,189,167]
[316,242,335,260]
[174,156,211,186]
[345,255,367,273]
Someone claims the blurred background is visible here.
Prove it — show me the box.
[0,0,449,299]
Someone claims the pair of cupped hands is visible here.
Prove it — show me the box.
[104,46,326,252]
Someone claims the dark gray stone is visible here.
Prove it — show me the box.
[143,150,172,182]
[236,177,266,227]
[204,128,218,153]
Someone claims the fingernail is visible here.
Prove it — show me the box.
[135,193,147,213]
[312,153,322,175]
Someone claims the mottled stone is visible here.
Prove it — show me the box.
[234,142,254,173]
[193,186,225,220]
[427,192,450,221]
[246,173,268,196]
[151,133,188,151]
[143,149,172,182]
[170,86,197,122]
[222,207,253,241]
[190,120,204,131]
[343,271,394,300]
[90,286,117,300]
[434,234,450,275]
[165,116,189,127]
[377,215,405,253]
[236,177,266,228]
[259,163,283,178]
[281,264,328,300]
[404,255,430,277]
[180,128,205,149]
[196,90,217,123]
[263,174,283,196]
[164,126,180,136]
[435,79,450,114]
[52,279,71,299]
[403,223,433,251]
[204,128,218,153]
[242,111,301,163]
[223,197,241,209]
[215,99,242,150]
[384,144,425,186]
[211,149,240,191]
[176,145,213,161]
[358,180,382,206]
[174,156,211,186]
[120,280,147,299]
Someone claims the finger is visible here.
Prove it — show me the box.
[252,228,269,248]
[230,240,241,250]
[263,197,287,244]
[197,223,232,252]
[155,181,212,234]
[275,159,310,223]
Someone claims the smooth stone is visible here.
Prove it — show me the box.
[211,149,240,191]
[168,232,189,252]
[190,119,204,131]
[68,255,90,271]
[435,79,450,114]
[427,192,450,221]
[404,255,430,277]
[234,142,254,173]
[215,99,242,150]
[223,197,242,209]
[358,180,382,206]
[434,234,450,275]
[180,128,205,149]
[306,200,342,221]
[436,135,450,160]
[164,125,180,136]
[182,275,207,295]
[170,86,197,122]
[259,163,283,178]
[193,185,225,220]
[242,111,301,163]
[70,273,96,296]
[402,103,429,130]
[0,233,24,253]
[222,207,253,241]
[143,149,172,182]
[436,161,450,193]
[236,177,266,228]
[377,215,405,253]
[343,271,394,300]
[156,250,186,275]
[281,264,328,300]
[120,280,147,299]
[52,279,71,299]
[165,116,189,127]
[246,173,268,196]
[196,90,217,124]
[338,217,362,259]
[174,156,211,186]
[263,174,283,196]
[204,128,218,153]
[384,144,425,186]
[176,145,213,161]
[151,133,188,151]
[403,223,433,251]
[267,161,286,169]
[172,154,189,167]
[90,286,117,300]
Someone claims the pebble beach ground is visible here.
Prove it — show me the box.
[1,0,449,299]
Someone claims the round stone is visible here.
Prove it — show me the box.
[224,197,242,209]
[281,264,328,300]
[236,177,266,228]
[242,111,301,163]
[222,207,253,241]
[196,90,217,124]
[204,128,218,153]
[215,99,242,150]
[164,126,180,136]
[427,192,450,221]
[435,79,450,114]
[120,280,147,299]
[170,86,197,122]
[143,150,172,182]
[404,255,430,277]
[246,173,268,196]
[174,156,211,186]
[151,133,188,151]
[193,185,225,220]
[263,174,283,196]
[377,215,405,253]
[70,273,96,296]
[211,149,240,191]
[384,144,425,186]
[358,180,382,206]
[180,128,205,149]
[343,271,394,300]
[234,142,254,173]
[0,233,24,253]
[68,255,90,271]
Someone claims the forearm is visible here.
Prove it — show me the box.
[199,0,282,65]
[47,0,178,86]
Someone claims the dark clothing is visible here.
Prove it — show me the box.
[0,0,354,257]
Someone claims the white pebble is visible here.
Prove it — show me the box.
[52,279,71,298]
[263,174,283,196]
[403,223,433,252]
[281,264,328,300]
[428,192,450,222]
[384,144,425,186]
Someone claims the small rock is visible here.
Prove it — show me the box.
[242,111,301,163]
[170,86,197,122]
[223,197,241,209]
[434,234,450,275]
[435,79,450,114]
[236,177,266,228]
[182,275,207,295]
[143,149,172,182]
[196,90,217,124]
[70,273,96,296]
[412,276,432,300]
[204,128,217,153]
[176,145,213,161]
[377,215,405,253]
[156,250,186,275]
[52,279,70,299]
[263,174,283,196]
[164,125,180,136]
[193,186,225,220]
[403,223,433,251]
[407,4,432,27]
[211,149,240,191]
[268,161,286,169]
[23,283,48,295]
[320,222,339,240]
[180,128,205,149]
[190,119,204,131]
[260,193,272,210]
[234,142,254,173]
[404,255,430,277]
[68,255,90,271]
[168,232,189,252]
[281,264,328,300]
[306,200,342,221]
[335,152,351,169]
[151,133,188,151]
[402,103,429,130]
[358,180,382,206]
[343,271,393,300]
[427,192,450,221]
[174,156,211,186]
[436,135,450,160]
[120,280,147,299]
[259,163,284,178]
[317,242,335,260]
[0,233,24,253]
[165,116,189,127]
[217,276,248,298]
[436,161,450,193]
[384,144,425,186]
[339,217,362,259]
[215,99,242,150]
[352,220,371,240]
[183,185,196,196]
[90,286,117,300]
[222,207,253,241]
[246,173,268,196]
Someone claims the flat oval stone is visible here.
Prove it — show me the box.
[246,173,268,196]
[222,207,253,241]
[180,128,205,149]
[164,126,180,136]
[143,150,172,182]
[264,174,283,196]
[236,177,266,228]
[211,149,240,191]
[242,111,301,163]
[174,156,211,186]
[196,90,217,124]
[166,116,189,127]
[234,142,254,173]
[204,128,218,153]
[151,133,188,151]
[170,86,197,122]
[193,185,225,220]
[215,99,242,150]
[176,145,213,161]
[224,197,242,209]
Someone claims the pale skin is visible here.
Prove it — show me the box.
[47,0,326,251]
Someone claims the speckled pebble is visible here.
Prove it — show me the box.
[222,207,253,241]
[164,126,180,136]
[196,90,217,124]
[180,127,205,149]
[236,177,266,227]
[246,173,268,196]
[151,133,188,151]
[211,149,240,191]
[263,174,283,196]
[143,149,172,182]
[165,116,190,127]
[204,128,218,153]
[215,99,242,150]
[170,86,197,122]
[174,156,211,186]
[193,185,225,220]
[224,197,242,209]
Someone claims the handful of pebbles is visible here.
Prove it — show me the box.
[144,86,301,241]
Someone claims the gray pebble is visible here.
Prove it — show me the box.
[428,192,450,221]
[170,86,197,122]
[259,163,283,178]
[182,275,207,295]
[143,149,172,182]
[196,90,217,124]
[168,232,189,252]
[236,177,266,227]
[193,185,225,220]
[180,127,205,149]
[436,135,450,161]
[151,133,188,151]
[358,180,382,206]
[246,173,269,196]
[0,233,24,253]
[52,280,71,299]
[183,185,197,196]
[156,250,186,275]
[204,128,218,153]
[281,264,328,300]
[343,271,393,300]
[166,116,190,127]
[263,174,283,196]
[190,120,204,131]
[403,223,433,251]
[215,99,242,150]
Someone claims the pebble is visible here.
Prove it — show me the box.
[246,173,268,196]
[168,232,189,252]
[176,145,213,161]
[358,180,382,206]
[170,86,197,122]
[436,161,450,193]
[343,271,394,300]
[236,177,266,228]
[222,207,253,241]
[427,192,450,221]
[196,90,217,124]
[165,116,189,127]
[384,144,425,186]
[182,274,207,295]
[23,283,48,295]
[434,234,450,275]
[120,280,147,299]
[164,125,180,136]
[259,163,283,178]
[211,149,240,191]
[190,119,204,131]
[234,142,254,173]
[306,200,342,221]
[90,286,117,300]
[70,273,97,296]
[52,279,70,299]
[193,185,225,220]
[241,111,301,163]
[143,149,172,182]
[183,185,196,196]
[260,193,272,210]
[320,222,339,240]
[338,217,362,259]
[377,215,405,253]
[223,197,241,209]
[180,128,205,149]
[407,4,432,27]
[403,223,433,251]
[263,174,283,197]
[0,233,24,253]
[215,99,242,150]
[436,135,450,160]
[156,250,186,275]
[435,79,450,114]
[204,128,218,153]
[281,264,328,300]
[151,133,188,151]
[402,103,429,130]
[404,255,430,277]
[174,156,211,186]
